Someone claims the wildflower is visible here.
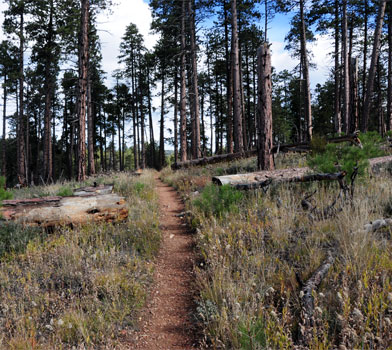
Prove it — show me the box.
[57,319,64,326]
[45,325,54,331]
[319,292,325,298]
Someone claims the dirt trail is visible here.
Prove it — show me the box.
[130,177,198,350]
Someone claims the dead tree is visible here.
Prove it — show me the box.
[299,253,334,346]
[257,43,274,170]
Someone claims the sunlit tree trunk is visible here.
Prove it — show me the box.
[231,0,244,152]
[78,0,89,181]
[362,0,387,132]
[299,0,312,141]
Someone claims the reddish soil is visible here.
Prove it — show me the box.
[129,177,198,350]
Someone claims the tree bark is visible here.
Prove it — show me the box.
[362,0,387,132]
[257,44,274,171]
[77,0,89,181]
[334,0,341,133]
[87,72,95,175]
[342,0,350,134]
[214,171,347,190]
[349,57,359,133]
[2,74,6,182]
[224,1,234,153]
[387,2,392,130]
[189,0,201,159]
[18,9,26,186]
[180,0,187,162]
[0,191,128,228]
[299,254,334,347]
[231,0,244,153]
[159,69,165,169]
[299,0,312,141]
[174,65,179,164]
[43,0,54,183]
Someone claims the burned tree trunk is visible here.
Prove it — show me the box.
[257,43,274,171]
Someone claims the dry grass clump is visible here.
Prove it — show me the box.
[162,166,392,349]
[0,171,160,349]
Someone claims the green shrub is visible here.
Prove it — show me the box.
[0,176,13,202]
[307,131,385,178]
[56,186,74,197]
[238,318,266,350]
[193,184,243,218]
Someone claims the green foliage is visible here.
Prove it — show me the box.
[56,186,73,197]
[238,318,267,350]
[307,132,385,178]
[193,184,243,218]
[0,176,13,202]
[133,182,146,195]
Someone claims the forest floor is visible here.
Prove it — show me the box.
[127,176,199,350]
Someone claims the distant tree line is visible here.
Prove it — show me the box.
[0,0,390,186]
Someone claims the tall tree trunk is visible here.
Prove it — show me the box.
[349,58,359,133]
[224,1,233,153]
[78,0,89,181]
[174,66,179,164]
[362,0,368,108]
[159,70,165,169]
[231,0,244,152]
[387,2,392,130]
[87,72,95,175]
[189,0,201,159]
[362,0,387,132]
[334,0,341,133]
[180,0,187,162]
[43,0,54,182]
[299,0,312,141]
[2,74,6,182]
[140,90,145,169]
[342,0,350,134]
[147,71,156,167]
[257,44,274,171]
[18,10,26,186]
[377,57,385,135]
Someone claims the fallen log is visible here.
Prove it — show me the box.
[299,253,334,346]
[213,169,346,190]
[171,149,257,170]
[0,192,128,227]
[172,132,362,170]
[73,184,114,196]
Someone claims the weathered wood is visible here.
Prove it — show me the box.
[213,169,346,190]
[172,132,362,170]
[299,254,334,345]
[0,192,128,227]
[171,149,257,170]
[73,184,113,196]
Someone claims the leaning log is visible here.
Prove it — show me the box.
[213,169,346,190]
[172,132,363,170]
[0,193,128,227]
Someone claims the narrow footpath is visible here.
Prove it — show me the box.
[131,177,198,350]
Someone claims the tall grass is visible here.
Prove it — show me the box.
[0,171,160,349]
[162,161,392,349]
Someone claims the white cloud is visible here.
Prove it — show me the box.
[97,0,159,81]
[271,33,334,90]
